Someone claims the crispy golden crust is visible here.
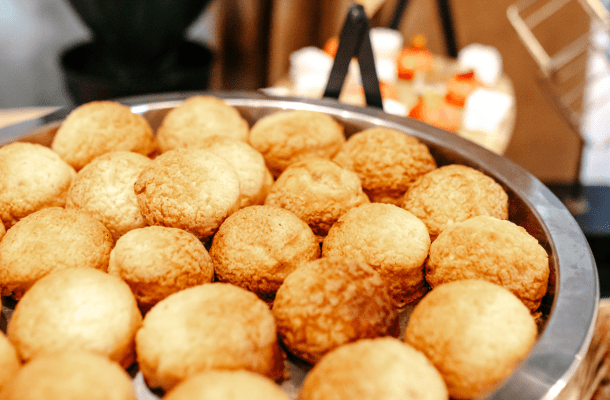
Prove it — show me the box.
[272,258,398,364]
[165,370,290,400]
[426,215,549,312]
[332,128,436,204]
[0,332,20,394]
[402,164,509,240]
[7,268,142,368]
[156,96,250,153]
[199,136,274,208]
[322,203,430,307]
[136,283,285,392]
[51,101,156,171]
[0,142,76,228]
[108,226,214,312]
[0,352,136,400]
[209,205,320,302]
[0,207,114,299]
[248,110,345,178]
[134,149,241,240]
[66,151,153,241]
[299,337,448,400]
[405,280,537,399]
[264,158,370,236]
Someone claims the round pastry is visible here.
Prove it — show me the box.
[209,205,320,302]
[134,149,241,240]
[66,151,153,241]
[0,142,76,228]
[264,158,370,236]
[165,370,290,400]
[402,164,509,240]
[322,203,430,307]
[199,136,274,208]
[405,279,537,399]
[0,207,114,299]
[332,127,436,204]
[248,110,345,178]
[0,352,136,400]
[299,337,448,400]
[156,96,250,153]
[136,283,285,392]
[108,226,215,312]
[51,101,156,171]
[6,268,142,368]
[0,332,20,394]
[272,257,398,364]
[426,215,550,312]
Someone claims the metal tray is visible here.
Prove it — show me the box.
[0,91,599,399]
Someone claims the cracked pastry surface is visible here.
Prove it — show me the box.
[51,101,156,171]
[272,257,398,364]
[0,142,76,229]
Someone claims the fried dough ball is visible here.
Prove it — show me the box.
[156,96,250,153]
[322,203,430,307]
[426,215,550,312]
[0,352,136,400]
[0,207,113,299]
[264,158,370,236]
[405,279,537,399]
[0,142,76,228]
[272,257,398,364]
[136,283,285,392]
[66,151,153,241]
[0,332,20,393]
[299,337,448,400]
[134,149,241,240]
[209,205,320,302]
[7,268,142,368]
[332,127,436,204]
[51,101,156,171]
[165,370,290,400]
[199,136,274,208]
[108,226,214,313]
[402,164,509,240]
[248,110,345,178]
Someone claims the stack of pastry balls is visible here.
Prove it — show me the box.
[0,96,550,400]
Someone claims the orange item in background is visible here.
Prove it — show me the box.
[357,81,399,100]
[409,91,462,132]
[397,35,434,80]
[445,71,481,107]
[323,37,339,58]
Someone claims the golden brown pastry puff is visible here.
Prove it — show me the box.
[322,203,430,307]
[264,158,370,236]
[0,352,136,400]
[426,215,550,312]
[248,110,345,178]
[135,283,285,393]
[0,331,20,394]
[0,207,113,299]
[209,205,320,303]
[272,257,398,364]
[401,164,509,240]
[7,268,142,368]
[165,370,290,400]
[156,96,250,153]
[134,149,241,240]
[332,127,436,204]
[51,101,156,171]
[298,337,448,400]
[66,151,153,241]
[198,136,274,208]
[405,279,537,399]
[107,226,214,313]
[0,142,76,229]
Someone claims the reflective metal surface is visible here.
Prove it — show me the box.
[0,91,599,399]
